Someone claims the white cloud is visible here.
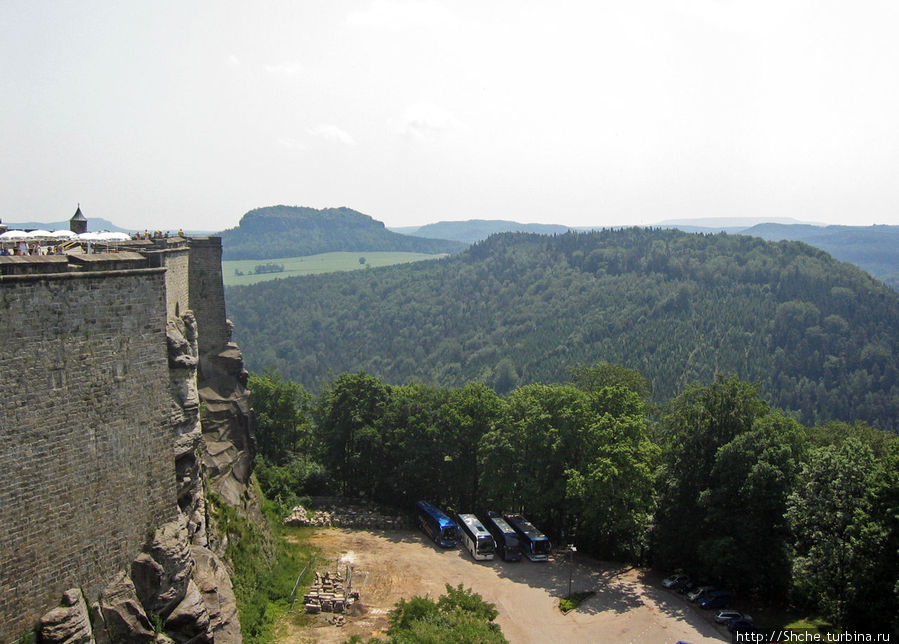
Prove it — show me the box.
[263,61,304,77]
[306,124,356,146]
[397,102,463,142]
[348,0,457,31]
[277,137,308,152]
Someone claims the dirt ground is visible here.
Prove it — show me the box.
[276,528,730,644]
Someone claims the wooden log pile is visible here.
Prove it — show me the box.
[304,570,361,615]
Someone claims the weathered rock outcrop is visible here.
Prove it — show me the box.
[42,507,240,644]
[39,589,94,644]
[168,312,209,547]
[164,580,211,643]
[197,326,256,511]
[190,546,242,643]
[131,515,195,622]
[91,572,155,644]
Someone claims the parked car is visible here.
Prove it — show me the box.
[698,590,731,609]
[673,577,692,592]
[662,574,689,589]
[728,619,758,634]
[715,610,752,624]
[677,580,697,595]
[688,586,714,602]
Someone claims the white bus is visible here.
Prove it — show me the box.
[457,513,496,561]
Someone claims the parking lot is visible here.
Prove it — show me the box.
[279,528,731,643]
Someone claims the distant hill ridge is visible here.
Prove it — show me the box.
[650,221,899,290]
[741,223,899,289]
[404,219,569,243]
[394,217,898,289]
[219,205,465,260]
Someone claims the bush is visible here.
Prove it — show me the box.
[255,456,331,512]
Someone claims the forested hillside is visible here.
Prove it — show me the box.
[219,205,465,260]
[743,223,899,290]
[227,228,899,432]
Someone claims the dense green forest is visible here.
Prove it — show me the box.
[744,223,899,291]
[219,205,464,260]
[227,228,899,432]
[251,369,899,635]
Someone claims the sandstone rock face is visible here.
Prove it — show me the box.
[191,545,242,643]
[44,513,236,644]
[163,580,211,643]
[131,515,194,620]
[39,588,94,644]
[167,312,200,371]
[198,340,256,509]
[168,311,209,548]
[91,572,155,644]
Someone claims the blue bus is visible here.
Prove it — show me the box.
[416,501,458,548]
[485,512,523,561]
[505,514,551,561]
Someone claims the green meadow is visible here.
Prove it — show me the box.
[222,251,448,286]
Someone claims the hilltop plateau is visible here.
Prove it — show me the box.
[226,228,899,432]
[218,205,465,260]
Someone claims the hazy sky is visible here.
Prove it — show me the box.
[3,1,899,232]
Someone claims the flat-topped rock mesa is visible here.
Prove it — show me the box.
[0,235,255,643]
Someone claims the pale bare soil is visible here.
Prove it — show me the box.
[276,528,730,644]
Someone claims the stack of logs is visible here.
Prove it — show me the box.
[304,570,360,616]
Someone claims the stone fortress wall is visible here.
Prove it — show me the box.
[187,237,229,356]
[0,267,176,640]
[156,245,191,320]
[0,237,248,643]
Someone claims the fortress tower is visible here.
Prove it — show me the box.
[69,204,87,234]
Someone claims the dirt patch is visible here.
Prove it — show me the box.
[276,528,731,644]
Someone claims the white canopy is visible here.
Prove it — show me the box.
[76,232,105,241]
[0,230,31,240]
[96,231,131,241]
